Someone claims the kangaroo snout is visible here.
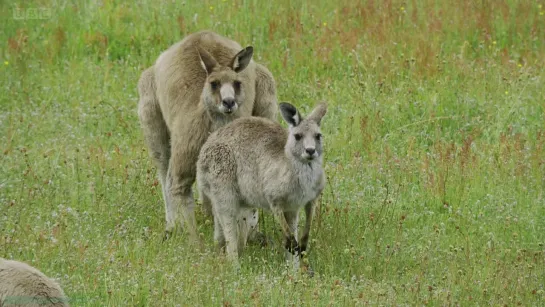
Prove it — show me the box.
[305,148,316,156]
[222,98,236,110]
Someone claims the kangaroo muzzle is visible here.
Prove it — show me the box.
[219,84,237,113]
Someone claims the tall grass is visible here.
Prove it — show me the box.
[1,0,544,305]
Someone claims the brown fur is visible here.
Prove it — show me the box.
[0,258,69,306]
[137,30,278,244]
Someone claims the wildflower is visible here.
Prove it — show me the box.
[400,6,405,11]
[518,63,522,68]
[209,6,214,10]
[492,41,497,45]
[505,91,509,95]
[4,61,8,65]
[323,22,327,27]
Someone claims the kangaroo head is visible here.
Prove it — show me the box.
[197,46,253,115]
[280,102,328,163]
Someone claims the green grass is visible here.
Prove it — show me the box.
[1,0,545,305]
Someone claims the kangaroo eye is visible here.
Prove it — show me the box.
[210,81,220,90]
[315,133,322,141]
[294,134,302,141]
[233,80,241,91]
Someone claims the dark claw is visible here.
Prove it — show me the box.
[299,234,309,252]
[285,236,301,255]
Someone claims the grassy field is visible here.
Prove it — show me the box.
[2,0,545,305]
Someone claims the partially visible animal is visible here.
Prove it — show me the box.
[0,258,69,306]
[137,30,278,244]
[196,102,327,269]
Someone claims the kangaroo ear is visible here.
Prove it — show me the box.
[230,46,253,73]
[307,102,328,126]
[197,46,218,75]
[279,102,302,127]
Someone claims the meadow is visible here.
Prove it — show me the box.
[1,0,544,305]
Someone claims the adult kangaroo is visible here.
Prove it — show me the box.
[138,30,278,244]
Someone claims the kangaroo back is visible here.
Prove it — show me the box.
[0,259,69,306]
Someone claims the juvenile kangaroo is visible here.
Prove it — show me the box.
[138,31,278,244]
[0,258,69,306]
[196,102,327,269]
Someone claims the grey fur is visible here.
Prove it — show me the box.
[0,258,69,306]
[196,102,328,269]
[137,30,278,244]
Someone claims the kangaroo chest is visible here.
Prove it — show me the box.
[238,161,324,212]
[282,165,324,211]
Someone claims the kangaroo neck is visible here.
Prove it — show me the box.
[286,154,323,181]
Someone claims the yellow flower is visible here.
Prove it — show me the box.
[492,41,497,45]
[539,4,542,9]
[323,22,327,26]
[4,61,8,66]
[400,6,405,11]
[505,91,509,95]
[540,11,544,15]
[209,6,214,10]
[518,63,522,68]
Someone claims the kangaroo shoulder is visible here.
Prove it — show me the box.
[255,63,275,86]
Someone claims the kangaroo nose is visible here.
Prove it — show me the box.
[306,148,316,156]
[222,98,235,109]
